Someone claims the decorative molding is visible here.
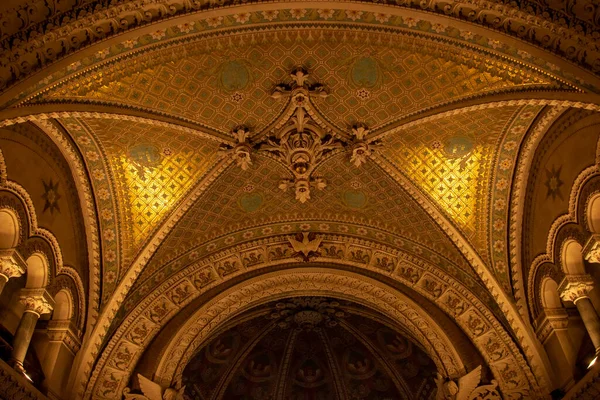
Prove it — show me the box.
[19,288,55,316]
[0,358,47,400]
[559,274,595,303]
[583,233,600,264]
[373,153,552,392]
[0,0,599,98]
[85,236,543,399]
[0,248,26,281]
[509,106,566,319]
[47,319,82,355]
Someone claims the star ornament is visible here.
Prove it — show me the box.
[544,164,564,201]
[42,178,61,214]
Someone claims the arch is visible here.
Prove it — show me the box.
[1,0,600,106]
[53,289,73,321]
[25,252,49,289]
[541,278,562,309]
[84,236,545,399]
[587,193,600,233]
[561,240,587,275]
[154,269,464,388]
[0,208,20,249]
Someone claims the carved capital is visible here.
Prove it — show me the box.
[584,234,600,264]
[0,249,26,281]
[19,288,55,316]
[559,275,595,303]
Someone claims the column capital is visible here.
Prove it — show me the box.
[584,234,600,264]
[0,249,26,280]
[19,288,54,316]
[559,274,595,303]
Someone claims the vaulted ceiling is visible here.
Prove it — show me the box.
[2,0,600,398]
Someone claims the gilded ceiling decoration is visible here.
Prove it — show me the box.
[381,105,543,269]
[58,116,221,300]
[143,153,472,281]
[180,297,440,400]
[28,24,566,135]
[1,1,597,100]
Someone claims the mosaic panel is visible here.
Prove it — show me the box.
[146,153,469,275]
[382,106,524,263]
[76,117,220,263]
[34,26,561,133]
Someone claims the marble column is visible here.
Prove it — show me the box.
[10,288,54,374]
[560,275,600,353]
[0,249,26,296]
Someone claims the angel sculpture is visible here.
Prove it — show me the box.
[123,374,186,400]
[435,365,482,400]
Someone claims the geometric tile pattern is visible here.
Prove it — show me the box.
[38,27,559,133]
[382,106,522,262]
[79,118,220,261]
[146,153,471,276]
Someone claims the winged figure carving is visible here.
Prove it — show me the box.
[122,374,186,400]
[288,232,322,261]
[435,365,482,400]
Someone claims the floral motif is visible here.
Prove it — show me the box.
[262,10,279,21]
[280,224,293,232]
[493,240,504,253]
[242,231,254,239]
[496,179,509,190]
[234,13,251,24]
[431,23,446,33]
[86,151,100,161]
[177,23,194,33]
[224,236,236,245]
[345,10,363,21]
[206,243,217,252]
[122,39,138,49]
[262,227,273,235]
[206,16,223,28]
[105,249,116,262]
[403,17,418,28]
[460,31,474,40]
[104,229,116,241]
[96,48,110,60]
[499,159,512,171]
[493,220,505,232]
[151,29,166,40]
[290,9,307,19]
[356,227,368,235]
[494,199,506,211]
[97,188,110,201]
[374,13,391,23]
[317,9,335,20]
[299,223,312,231]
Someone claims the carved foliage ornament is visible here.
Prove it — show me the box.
[19,288,55,316]
[219,67,380,203]
[558,274,595,303]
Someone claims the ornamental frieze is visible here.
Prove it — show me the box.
[0,0,598,97]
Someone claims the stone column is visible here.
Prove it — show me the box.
[0,249,26,296]
[560,275,600,353]
[42,319,81,398]
[10,288,54,374]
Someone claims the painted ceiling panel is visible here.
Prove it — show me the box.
[32,24,562,134]
[61,117,221,273]
[143,153,472,284]
[381,105,543,264]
